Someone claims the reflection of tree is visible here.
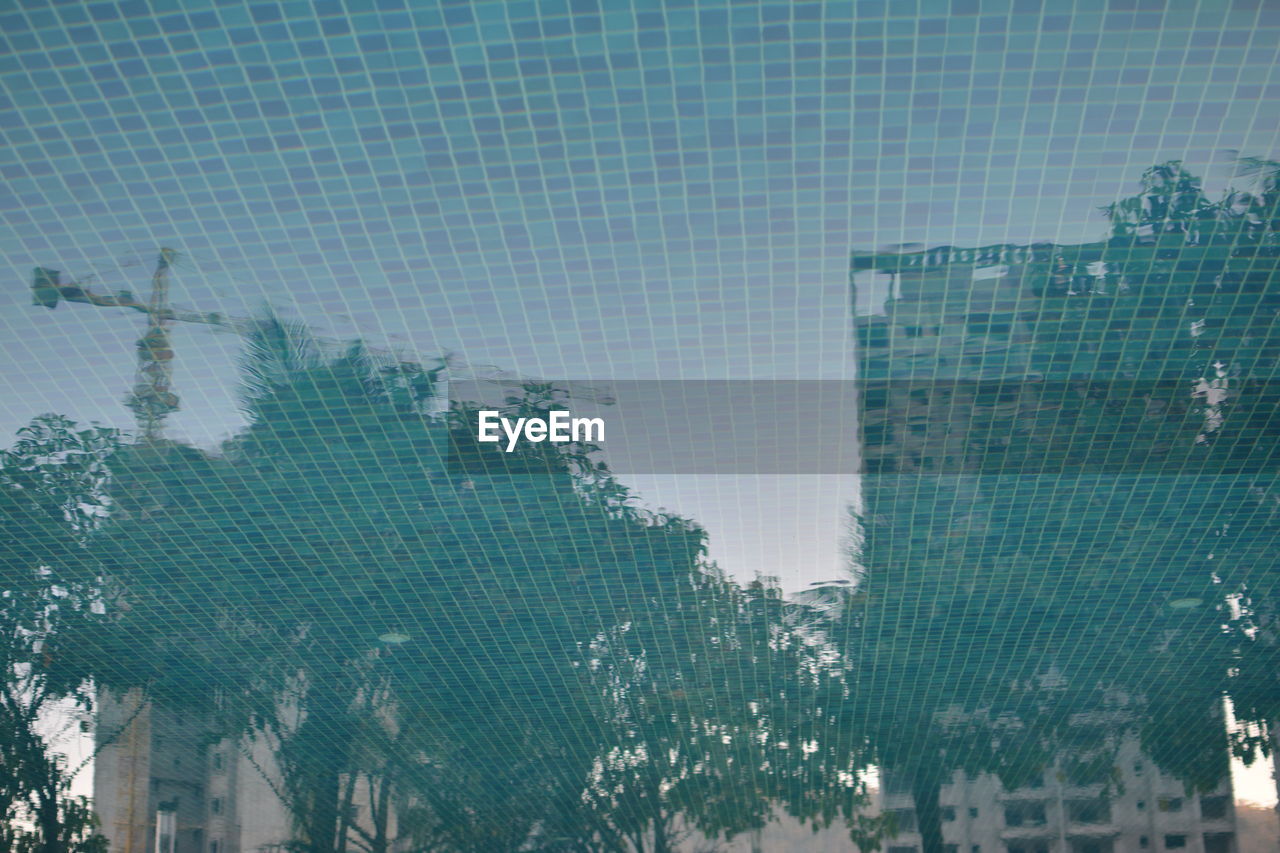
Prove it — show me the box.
[91,319,876,851]
[837,483,1174,853]
[578,571,875,852]
[0,415,119,853]
[844,486,1243,850]
[93,318,711,852]
[1114,158,1280,802]
[65,154,1280,850]
[1213,157,1280,782]
[1101,160,1217,240]
[1227,157,1280,236]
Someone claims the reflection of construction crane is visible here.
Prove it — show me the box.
[32,250,235,851]
[31,250,446,434]
[32,251,596,444]
[31,248,264,442]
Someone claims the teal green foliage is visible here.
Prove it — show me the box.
[94,319,870,852]
[576,571,877,852]
[1100,161,1218,239]
[0,795,110,853]
[0,415,119,853]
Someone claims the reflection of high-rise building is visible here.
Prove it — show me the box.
[853,235,1279,853]
[94,695,291,853]
[94,694,205,853]
[96,693,406,853]
[854,237,1276,477]
[879,734,1236,853]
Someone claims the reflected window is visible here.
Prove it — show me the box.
[863,388,890,410]
[1066,798,1111,824]
[1003,800,1047,827]
[882,770,911,794]
[1203,833,1234,853]
[1065,759,1112,787]
[859,322,892,349]
[1069,840,1113,853]
[1199,795,1229,820]
[888,808,917,832]
[1164,836,1187,850]
[864,423,894,446]
[1158,797,1183,813]
[1006,844,1050,853]
[155,810,176,853]
[966,313,1013,336]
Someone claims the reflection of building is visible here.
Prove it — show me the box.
[852,235,1279,853]
[94,694,290,853]
[879,735,1236,853]
[853,237,1275,476]
[94,693,205,853]
[95,695,404,853]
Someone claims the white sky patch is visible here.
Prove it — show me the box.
[617,473,861,596]
[1227,698,1278,808]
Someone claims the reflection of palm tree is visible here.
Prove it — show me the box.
[1100,160,1217,240]
[104,316,800,852]
[1229,156,1280,234]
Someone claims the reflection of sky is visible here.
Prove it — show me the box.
[2,1,1280,592]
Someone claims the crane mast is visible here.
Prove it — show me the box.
[126,248,177,442]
